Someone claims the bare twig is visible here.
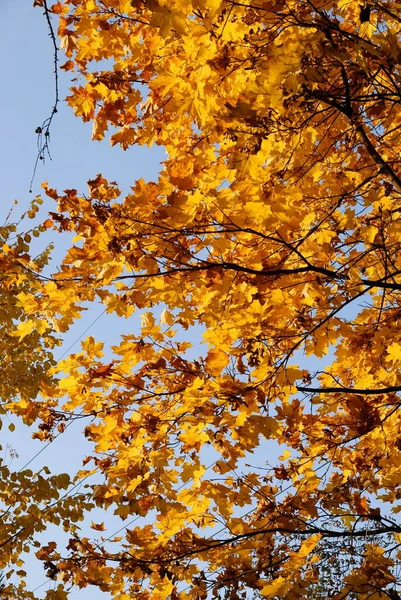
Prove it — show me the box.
[30,0,60,193]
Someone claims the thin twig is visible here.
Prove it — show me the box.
[30,0,60,193]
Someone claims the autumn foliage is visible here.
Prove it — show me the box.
[4,0,401,598]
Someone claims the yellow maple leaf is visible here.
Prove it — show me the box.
[386,342,401,363]
[261,576,289,598]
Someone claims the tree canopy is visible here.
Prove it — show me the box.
[3,0,401,598]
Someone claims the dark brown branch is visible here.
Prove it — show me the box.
[304,89,401,194]
[30,0,60,193]
[113,261,342,281]
[354,121,401,193]
[297,385,401,395]
[121,523,401,565]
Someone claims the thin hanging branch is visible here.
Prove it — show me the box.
[29,0,60,193]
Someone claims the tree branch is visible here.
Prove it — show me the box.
[297,384,401,395]
[30,0,59,193]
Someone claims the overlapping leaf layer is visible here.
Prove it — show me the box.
[4,1,401,598]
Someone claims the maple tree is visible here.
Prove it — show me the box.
[4,0,401,598]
